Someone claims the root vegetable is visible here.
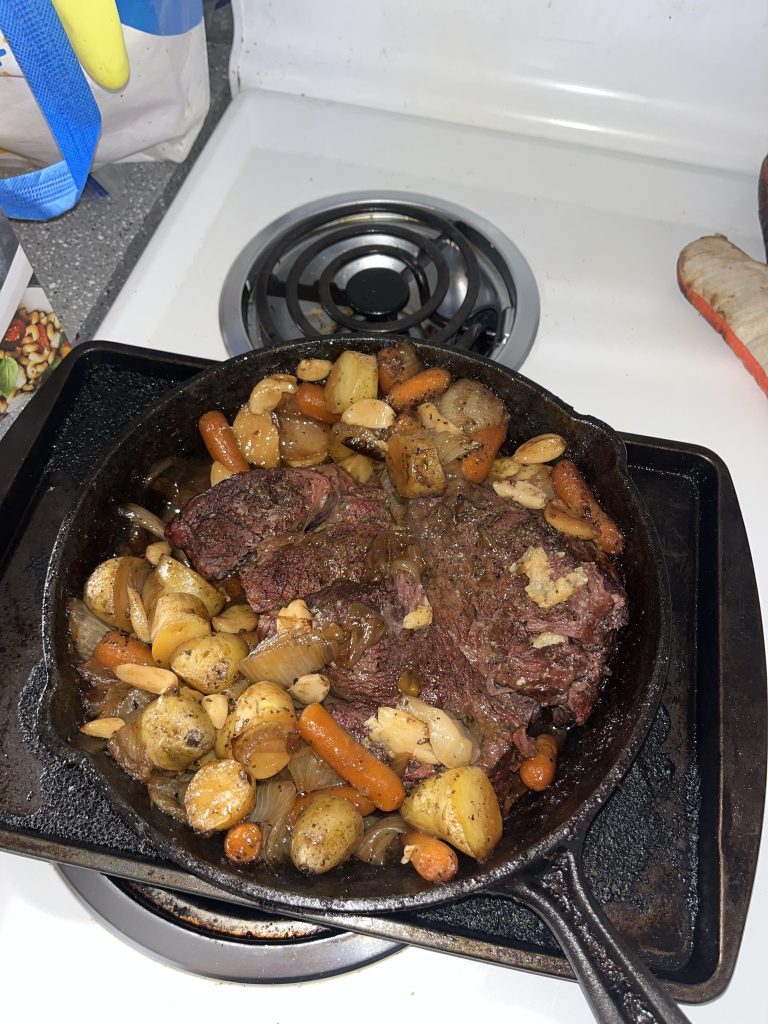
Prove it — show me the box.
[294,382,341,423]
[298,703,406,812]
[199,410,248,473]
[290,793,364,874]
[387,367,451,411]
[224,822,263,862]
[140,692,216,771]
[400,765,502,860]
[185,759,255,832]
[377,341,423,394]
[324,351,379,414]
[149,592,211,667]
[458,422,508,483]
[170,633,248,694]
[142,555,225,617]
[93,630,156,671]
[402,830,459,882]
[551,460,623,554]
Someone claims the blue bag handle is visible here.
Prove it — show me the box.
[0,0,101,221]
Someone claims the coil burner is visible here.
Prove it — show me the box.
[220,192,539,368]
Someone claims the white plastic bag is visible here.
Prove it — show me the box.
[0,0,210,169]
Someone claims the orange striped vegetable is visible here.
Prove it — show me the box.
[458,422,508,483]
[294,383,341,424]
[93,631,156,671]
[298,703,405,812]
[402,830,459,882]
[551,460,623,554]
[199,411,249,473]
[387,367,451,411]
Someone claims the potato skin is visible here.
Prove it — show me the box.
[185,759,256,832]
[140,693,216,770]
[400,766,503,860]
[215,681,296,759]
[290,794,364,874]
[84,556,150,629]
[171,633,248,694]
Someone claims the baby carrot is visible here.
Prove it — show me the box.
[458,421,508,483]
[387,367,452,411]
[519,734,558,792]
[298,703,405,812]
[93,630,156,671]
[551,460,623,554]
[224,822,263,863]
[198,410,248,473]
[294,383,340,424]
[402,830,459,883]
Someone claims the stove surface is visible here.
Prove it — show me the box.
[219,192,539,365]
[6,88,766,1023]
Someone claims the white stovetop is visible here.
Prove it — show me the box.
[4,89,766,1023]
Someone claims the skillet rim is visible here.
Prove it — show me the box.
[40,336,671,914]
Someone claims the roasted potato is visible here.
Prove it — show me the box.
[290,793,364,874]
[170,633,248,694]
[400,765,503,860]
[185,759,256,832]
[231,719,300,779]
[324,351,378,414]
[83,556,151,630]
[140,692,216,771]
[142,555,225,617]
[215,680,296,759]
[385,430,446,498]
[149,592,211,666]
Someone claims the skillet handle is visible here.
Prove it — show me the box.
[500,846,691,1024]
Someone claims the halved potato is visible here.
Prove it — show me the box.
[290,793,364,874]
[140,692,216,771]
[324,351,378,414]
[185,759,256,832]
[150,592,211,666]
[83,556,151,630]
[215,681,296,759]
[400,765,503,860]
[142,555,225,617]
[232,407,280,468]
[170,633,248,694]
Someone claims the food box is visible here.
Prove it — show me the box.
[0,209,72,440]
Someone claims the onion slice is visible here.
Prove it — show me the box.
[239,631,332,687]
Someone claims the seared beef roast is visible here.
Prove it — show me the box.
[166,464,627,798]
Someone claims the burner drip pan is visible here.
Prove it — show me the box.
[59,865,401,983]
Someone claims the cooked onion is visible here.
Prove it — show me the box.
[240,631,331,687]
[68,598,110,661]
[355,814,408,866]
[287,745,343,792]
[364,530,425,583]
[147,771,191,823]
[107,720,152,782]
[251,779,297,865]
[437,379,507,432]
[118,503,167,540]
[250,779,297,824]
[323,602,386,669]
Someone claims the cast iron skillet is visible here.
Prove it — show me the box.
[42,338,683,1023]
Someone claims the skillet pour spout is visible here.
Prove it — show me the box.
[41,336,675,1023]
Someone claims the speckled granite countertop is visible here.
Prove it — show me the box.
[14,7,233,346]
